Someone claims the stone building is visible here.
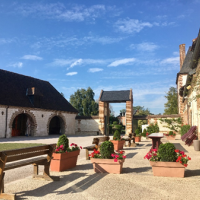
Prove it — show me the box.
[0,69,78,138]
[176,29,200,138]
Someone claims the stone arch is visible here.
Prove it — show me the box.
[9,109,37,137]
[47,113,67,135]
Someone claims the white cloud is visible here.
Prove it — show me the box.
[21,55,43,60]
[160,57,179,65]
[88,68,103,73]
[115,19,153,33]
[50,58,109,67]
[130,42,159,52]
[66,72,77,76]
[15,3,119,22]
[67,59,82,70]
[9,62,23,68]
[108,58,135,67]
[0,38,15,45]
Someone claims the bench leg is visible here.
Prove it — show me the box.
[0,173,16,200]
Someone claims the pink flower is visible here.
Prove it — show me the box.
[111,154,115,157]
[114,158,118,162]
[123,155,126,158]
[80,146,82,149]
[60,145,64,148]
[180,151,184,155]
[115,155,119,158]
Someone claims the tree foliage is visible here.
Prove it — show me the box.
[70,87,98,116]
[164,87,178,115]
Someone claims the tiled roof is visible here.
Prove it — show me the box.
[0,69,78,113]
[100,90,131,102]
[179,47,193,74]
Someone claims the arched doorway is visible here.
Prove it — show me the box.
[11,113,33,137]
[49,116,65,135]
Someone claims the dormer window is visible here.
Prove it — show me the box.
[26,87,42,107]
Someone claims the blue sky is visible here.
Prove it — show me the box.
[1,0,200,115]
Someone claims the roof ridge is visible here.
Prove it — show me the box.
[0,69,49,83]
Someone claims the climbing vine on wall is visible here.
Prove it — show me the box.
[159,117,182,132]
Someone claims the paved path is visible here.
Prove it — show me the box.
[1,135,200,200]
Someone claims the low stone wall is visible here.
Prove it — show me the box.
[75,116,100,136]
[147,114,181,134]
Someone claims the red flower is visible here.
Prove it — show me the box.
[175,149,179,153]
[184,164,188,167]
[188,156,191,160]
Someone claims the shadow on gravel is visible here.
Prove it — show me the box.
[172,143,188,153]
[126,152,137,159]
[123,166,152,173]
[72,163,93,170]
[57,173,107,195]
[15,172,89,199]
[185,169,200,177]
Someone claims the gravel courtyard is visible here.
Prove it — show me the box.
[1,135,200,200]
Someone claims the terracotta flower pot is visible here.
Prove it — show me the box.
[50,150,80,172]
[111,140,125,150]
[150,161,185,178]
[166,135,176,140]
[90,158,125,174]
[135,136,141,143]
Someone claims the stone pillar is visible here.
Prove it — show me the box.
[99,101,105,135]
[126,89,133,135]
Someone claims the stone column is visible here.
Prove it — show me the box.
[126,89,133,135]
[99,101,105,135]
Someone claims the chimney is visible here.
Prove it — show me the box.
[179,44,186,70]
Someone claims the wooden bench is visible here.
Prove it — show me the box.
[181,126,197,141]
[0,144,57,200]
[83,138,104,160]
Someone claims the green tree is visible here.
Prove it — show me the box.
[133,106,153,128]
[60,92,65,97]
[164,87,178,115]
[70,87,98,116]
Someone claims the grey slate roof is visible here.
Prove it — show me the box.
[0,69,78,113]
[179,47,193,74]
[100,90,131,102]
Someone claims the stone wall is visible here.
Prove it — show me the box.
[147,114,181,134]
[75,116,100,135]
[0,105,76,138]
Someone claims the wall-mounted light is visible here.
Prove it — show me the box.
[1,111,4,115]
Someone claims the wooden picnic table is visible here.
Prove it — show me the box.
[148,133,163,149]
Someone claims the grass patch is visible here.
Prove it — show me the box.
[0,143,44,151]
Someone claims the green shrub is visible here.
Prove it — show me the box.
[147,123,160,134]
[57,134,69,151]
[180,125,191,136]
[114,125,122,132]
[168,131,176,136]
[142,128,147,137]
[135,129,140,136]
[113,129,121,140]
[100,141,114,159]
[157,143,177,162]
[113,121,118,125]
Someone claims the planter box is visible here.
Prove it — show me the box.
[111,140,125,150]
[150,161,185,178]
[90,158,125,174]
[135,136,141,142]
[50,150,80,172]
[166,135,176,140]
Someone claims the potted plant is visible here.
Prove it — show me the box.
[90,141,126,174]
[50,134,82,172]
[193,137,200,151]
[135,129,141,142]
[165,131,176,140]
[111,129,125,150]
[144,143,191,178]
